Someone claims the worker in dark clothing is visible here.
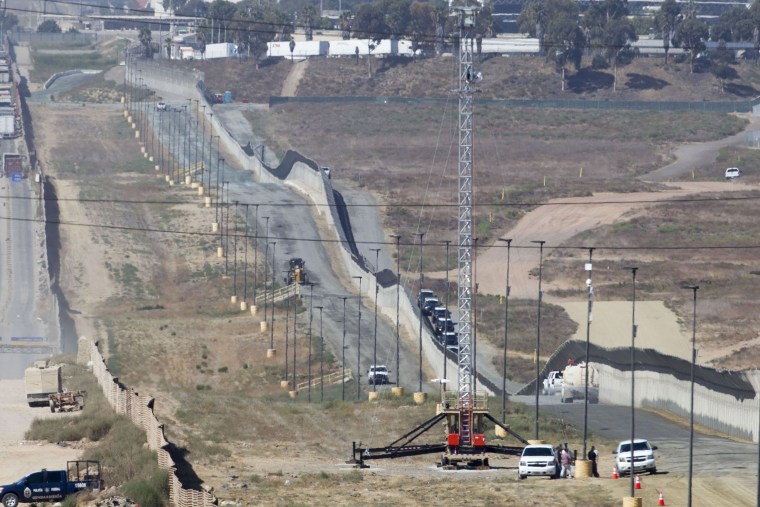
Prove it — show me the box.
[588,446,600,478]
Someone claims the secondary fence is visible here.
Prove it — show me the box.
[254,283,299,306]
[296,369,353,391]
[82,337,217,507]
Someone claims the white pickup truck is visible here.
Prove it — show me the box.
[542,370,563,395]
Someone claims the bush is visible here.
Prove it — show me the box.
[123,469,169,507]
[37,20,61,33]
[82,418,156,483]
[591,54,609,69]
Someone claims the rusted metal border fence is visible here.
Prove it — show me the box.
[81,337,217,506]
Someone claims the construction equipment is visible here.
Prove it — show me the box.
[24,361,61,407]
[286,257,309,285]
[49,390,86,412]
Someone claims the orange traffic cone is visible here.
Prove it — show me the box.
[658,492,665,506]
[635,475,642,489]
[612,466,618,479]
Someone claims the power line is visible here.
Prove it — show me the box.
[3,192,760,208]
[3,212,760,252]
[11,0,675,53]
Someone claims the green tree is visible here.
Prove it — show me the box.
[229,2,291,68]
[519,0,580,57]
[381,0,411,39]
[0,13,18,33]
[545,15,585,90]
[654,0,682,65]
[207,0,239,43]
[583,0,637,66]
[711,6,754,42]
[162,0,186,12]
[353,3,389,42]
[37,20,62,33]
[409,1,434,50]
[710,43,739,92]
[139,27,153,58]
[673,17,709,73]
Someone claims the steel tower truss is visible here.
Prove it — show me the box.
[457,10,476,448]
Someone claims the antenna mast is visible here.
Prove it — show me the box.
[456,6,478,448]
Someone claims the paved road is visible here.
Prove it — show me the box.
[643,115,760,182]
[0,140,59,379]
[149,102,425,395]
[511,394,757,477]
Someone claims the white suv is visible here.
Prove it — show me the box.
[518,444,558,480]
[614,439,657,475]
[725,167,741,180]
[367,365,389,385]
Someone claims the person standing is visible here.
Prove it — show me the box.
[560,447,572,478]
[588,446,600,478]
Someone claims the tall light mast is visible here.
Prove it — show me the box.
[456,6,479,448]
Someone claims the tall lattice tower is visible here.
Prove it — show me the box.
[456,7,479,448]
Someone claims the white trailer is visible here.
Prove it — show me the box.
[268,40,328,58]
[24,364,62,406]
[397,40,415,57]
[560,362,599,403]
[480,38,540,54]
[204,42,237,59]
[0,114,15,138]
[328,39,398,57]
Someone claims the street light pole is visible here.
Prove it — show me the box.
[292,282,298,390]
[352,276,362,400]
[307,282,315,402]
[263,217,271,321]
[625,266,639,498]
[497,238,512,423]
[370,248,381,392]
[416,232,424,393]
[316,305,324,402]
[341,296,348,401]
[252,205,259,304]
[583,247,595,461]
[232,201,239,299]
[683,284,699,507]
[531,240,546,441]
[243,204,249,304]
[284,273,290,383]
[390,234,401,388]
[270,241,277,350]
[223,182,230,275]
[443,239,451,390]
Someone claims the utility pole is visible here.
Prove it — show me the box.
[370,248,381,393]
[353,276,362,400]
[391,234,401,389]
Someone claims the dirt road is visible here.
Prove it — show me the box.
[473,181,759,300]
[0,379,81,484]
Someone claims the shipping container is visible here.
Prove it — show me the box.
[328,39,398,57]
[24,364,61,406]
[204,42,237,59]
[267,40,328,58]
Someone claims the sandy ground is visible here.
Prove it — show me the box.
[562,300,692,360]
[0,380,82,484]
[472,181,760,300]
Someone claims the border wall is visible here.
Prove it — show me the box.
[516,339,760,442]
[80,337,217,507]
[131,59,760,441]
